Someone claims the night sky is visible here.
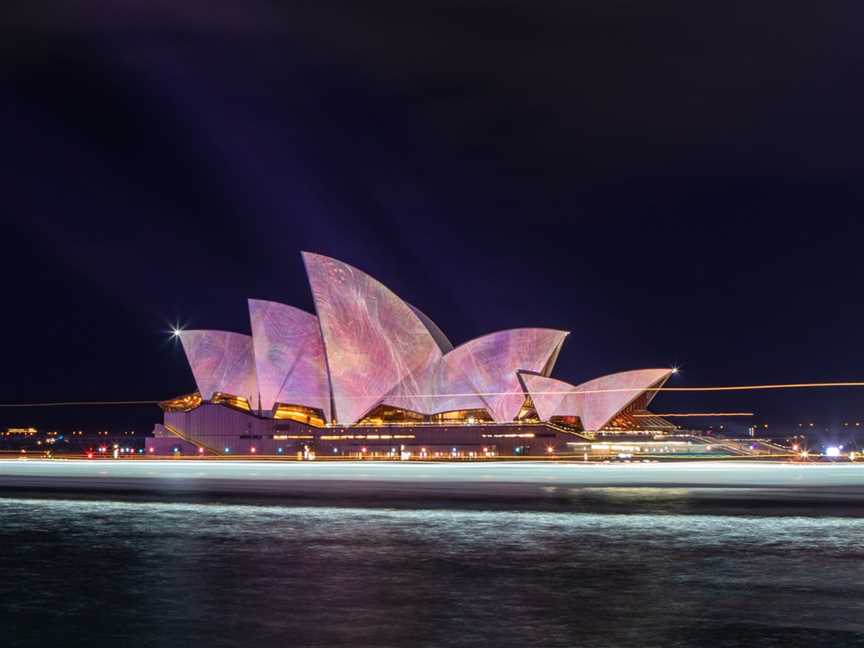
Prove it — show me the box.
[4,2,864,439]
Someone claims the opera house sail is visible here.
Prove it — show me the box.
[178,330,258,405]
[518,369,673,431]
[302,252,444,425]
[152,252,675,457]
[248,299,332,420]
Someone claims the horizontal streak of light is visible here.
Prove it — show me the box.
[0,401,159,408]
[5,381,864,407]
[631,412,754,418]
[392,381,864,397]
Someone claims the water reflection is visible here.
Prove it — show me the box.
[1,498,863,647]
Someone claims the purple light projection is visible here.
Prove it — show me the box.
[178,330,259,404]
[447,329,569,422]
[519,368,672,430]
[248,299,331,419]
[302,252,442,424]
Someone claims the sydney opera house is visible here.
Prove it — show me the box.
[148,253,675,457]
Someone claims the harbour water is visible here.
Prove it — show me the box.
[2,495,864,647]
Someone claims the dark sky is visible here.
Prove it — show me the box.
[4,1,864,436]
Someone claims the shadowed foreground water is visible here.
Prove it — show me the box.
[2,497,864,647]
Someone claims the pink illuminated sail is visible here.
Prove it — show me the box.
[445,329,568,422]
[248,299,331,419]
[520,368,672,430]
[382,350,489,415]
[302,252,443,424]
[179,330,259,404]
[516,373,569,422]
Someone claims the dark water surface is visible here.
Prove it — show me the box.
[2,496,864,647]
